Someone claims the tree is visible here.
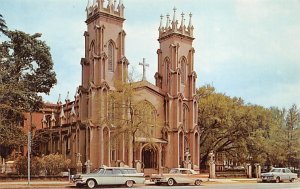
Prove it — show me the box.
[101,79,161,167]
[196,85,273,168]
[267,105,300,167]
[0,14,7,34]
[0,18,57,157]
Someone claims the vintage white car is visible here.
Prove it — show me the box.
[261,168,298,183]
[150,168,202,186]
[73,167,145,188]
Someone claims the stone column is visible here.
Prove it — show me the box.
[209,162,216,179]
[255,163,261,178]
[135,160,142,173]
[208,151,216,178]
[246,164,252,178]
[85,160,92,174]
[76,153,83,174]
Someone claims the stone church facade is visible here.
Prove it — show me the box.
[37,0,200,173]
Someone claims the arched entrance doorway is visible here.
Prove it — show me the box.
[142,145,158,169]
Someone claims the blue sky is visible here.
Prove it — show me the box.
[1,0,300,109]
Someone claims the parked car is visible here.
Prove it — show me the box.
[73,167,145,188]
[261,168,298,183]
[150,168,202,186]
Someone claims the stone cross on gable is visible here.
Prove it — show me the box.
[139,58,149,81]
[76,153,82,163]
[85,160,93,173]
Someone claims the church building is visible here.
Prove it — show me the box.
[37,0,200,174]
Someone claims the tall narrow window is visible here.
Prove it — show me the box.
[108,42,114,72]
[164,58,170,86]
[183,104,189,131]
[181,58,186,84]
[179,100,182,122]
[183,105,187,130]
[109,97,115,123]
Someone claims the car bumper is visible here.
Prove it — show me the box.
[150,178,167,183]
[73,179,87,185]
[261,176,275,182]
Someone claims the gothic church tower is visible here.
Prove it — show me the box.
[155,8,199,168]
[78,0,128,167]
[79,0,128,122]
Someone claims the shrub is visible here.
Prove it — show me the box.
[15,154,70,176]
[43,154,71,175]
[14,156,44,175]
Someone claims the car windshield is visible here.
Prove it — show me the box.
[91,168,104,174]
[270,169,281,173]
[169,169,180,174]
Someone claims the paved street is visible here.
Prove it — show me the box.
[1,181,300,189]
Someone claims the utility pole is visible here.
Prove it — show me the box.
[27,112,32,186]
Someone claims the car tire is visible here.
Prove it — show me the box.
[87,179,97,189]
[125,180,134,188]
[275,177,280,183]
[195,179,202,186]
[76,183,83,187]
[290,178,295,182]
[167,178,175,186]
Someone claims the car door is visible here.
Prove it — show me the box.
[285,168,293,180]
[176,170,192,184]
[113,168,124,184]
[99,169,115,185]
[281,169,288,180]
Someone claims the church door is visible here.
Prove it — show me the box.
[142,146,158,169]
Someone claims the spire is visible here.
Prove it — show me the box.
[188,12,194,37]
[86,0,92,10]
[98,0,104,9]
[42,114,47,128]
[57,94,62,104]
[113,0,117,10]
[71,102,77,116]
[93,0,98,7]
[118,0,123,6]
[107,0,114,12]
[86,0,93,15]
[42,114,47,124]
[59,105,65,118]
[188,12,193,29]
[65,91,70,102]
[117,0,125,17]
[180,12,185,32]
[74,87,79,100]
[159,14,164,31]
[165,13,170,30]
[50,111,56,122]
[171,7,177,31]
[50,111,56,127]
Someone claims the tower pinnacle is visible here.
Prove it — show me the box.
[86,0,125,19]
[158,8,194,39]
[159,14,164,31]
[165,14,170,29]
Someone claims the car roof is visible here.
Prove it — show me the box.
[100,167,136,170]
[171,168,192,171]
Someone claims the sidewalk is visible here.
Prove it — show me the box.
[144,178,258,185]
[208,178,258,183]
[0,181,72,188]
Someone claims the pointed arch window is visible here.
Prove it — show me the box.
[109,97,115,123]
[108,41,114,72]
[164,58,170,85]
[183,104,189,131]
[180,58,186,84]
